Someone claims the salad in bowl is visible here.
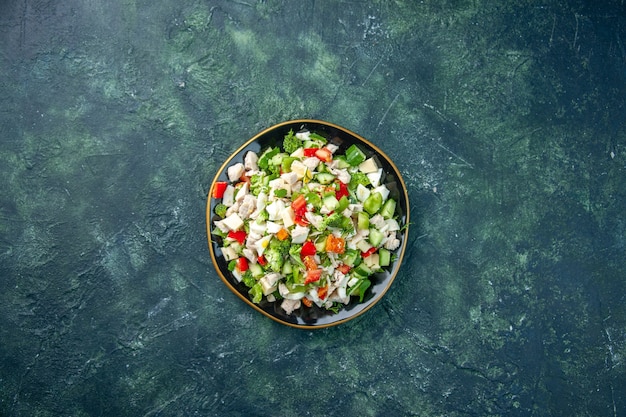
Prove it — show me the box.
[207,120,409,328]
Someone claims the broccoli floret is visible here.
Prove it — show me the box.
[264,248,284,272]
[264,238,291,272]
[348,171,370,190]
[269,237,291,254]
[321,212,344,230]
[214,203,228,218]
[283,129,301,154]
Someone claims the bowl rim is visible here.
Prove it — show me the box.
[206,119,410,329]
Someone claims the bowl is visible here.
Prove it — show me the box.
[206,119,410,328]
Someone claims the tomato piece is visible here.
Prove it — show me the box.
[302,255,317,271]
[236,257,249,272]
[314,147,332,162]
[303,148,319,157]
[212,182,228,199]
[336,264,351,274]
[325,234,345,254]
[361,247,377,258]
[301,241,317,257]
[304,269,322,284]
[294,215,310,226]
[291,194,307,212]
[227,230,247,244]
[317,285,328,300]
[257,255,267,266]
[335,181,349,200]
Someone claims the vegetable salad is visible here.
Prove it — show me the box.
[211,129,402,315]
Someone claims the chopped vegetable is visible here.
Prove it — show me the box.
[211,129,402,315]
[212,182,228,199]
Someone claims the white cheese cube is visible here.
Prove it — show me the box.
[222,213,244,231]
[358,157,378,174]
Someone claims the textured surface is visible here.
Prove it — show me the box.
[1,1,625,416]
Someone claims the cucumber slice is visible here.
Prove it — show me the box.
[368,228,384,247]
[378,248,391,267]
[357,212,370,230]
[316,172,335,184]
[380,198,396,219]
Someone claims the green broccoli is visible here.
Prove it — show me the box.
[269,237,291,254]
[282,129,301,154]
[264,238,291,272]
[214,203,228,218]
[264,248,284,272]
[320,212,344,230]
[348,171,370,190]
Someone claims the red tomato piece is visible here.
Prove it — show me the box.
[302,255,318,271]
[291,194,307,212]
[236,257,249,272]
[361,247,377,258]
[317,285,328,300]
[227,230,247,244]
[301,241,317,257]
[335,181,349,200]
[212,182,228,199]
[257,255,267,266]
[303,148,319,157]
[314,147,332,162]
[336,264,351,274]
[304,269,322,284]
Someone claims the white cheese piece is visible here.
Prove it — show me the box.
[222,213,244,231]
[220,246,238,261]
[367,168,383,187]
[281,206,295,228]
[358,157,378,173]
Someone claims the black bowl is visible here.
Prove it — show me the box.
[206,119,410,328]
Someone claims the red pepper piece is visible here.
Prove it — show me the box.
[212,182,228,199]
[227,230,247,244]
[257,255,267,266]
